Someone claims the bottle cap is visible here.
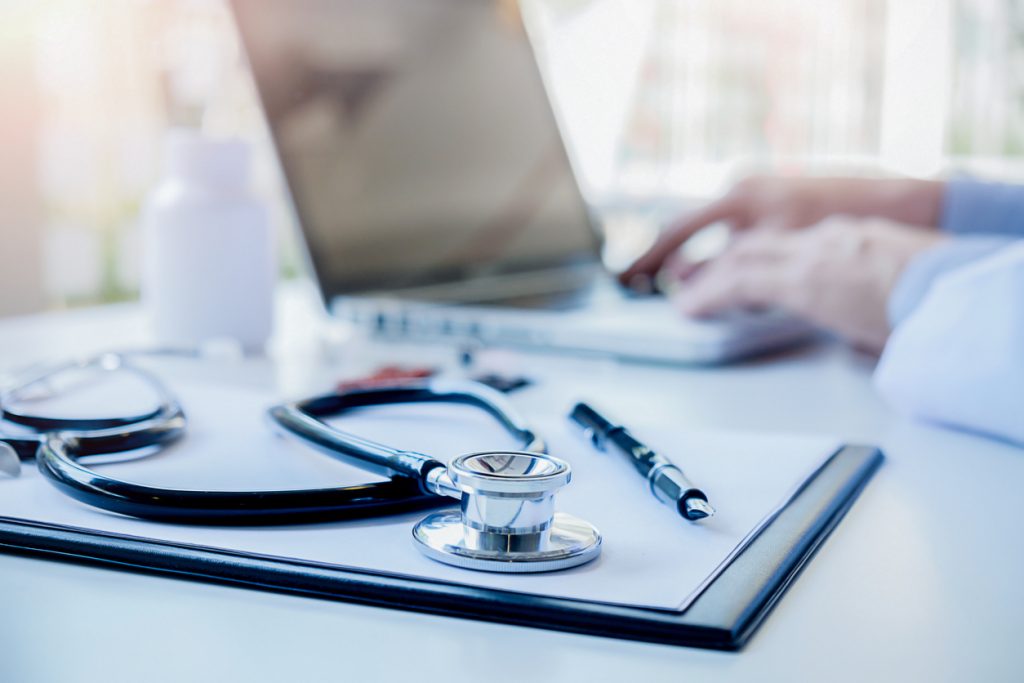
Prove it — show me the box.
[163,128,250,191]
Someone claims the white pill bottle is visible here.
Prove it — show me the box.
[142,129,275,354]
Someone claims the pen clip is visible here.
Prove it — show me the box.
[570,403,612,451]
[581,426,606,451]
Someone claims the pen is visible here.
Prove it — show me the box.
[569,402,716,521]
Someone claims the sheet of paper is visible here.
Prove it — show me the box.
[0,371,836,611]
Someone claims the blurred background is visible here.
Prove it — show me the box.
[1,0,1022,316]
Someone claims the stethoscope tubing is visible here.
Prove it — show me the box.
[267,380,546,484]
[27,400,448,525]
[3,355,545,525]
[35,431,446,525]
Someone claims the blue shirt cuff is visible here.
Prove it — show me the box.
[888,236,1020,327]
[941,178,1024,236]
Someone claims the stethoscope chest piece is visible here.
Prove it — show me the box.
[412,451,602,573]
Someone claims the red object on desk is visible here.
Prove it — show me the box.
[336,366,437,391]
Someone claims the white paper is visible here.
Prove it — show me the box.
[0,373,836,611]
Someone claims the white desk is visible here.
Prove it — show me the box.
[1,300,1022,682]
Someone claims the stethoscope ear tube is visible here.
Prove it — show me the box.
[0,353,179,433]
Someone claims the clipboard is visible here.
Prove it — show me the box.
[0,443,882,651]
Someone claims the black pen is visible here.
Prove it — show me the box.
[569,402,716,521]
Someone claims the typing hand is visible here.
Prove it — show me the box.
[618,176,945,288]
[672,218,947,352]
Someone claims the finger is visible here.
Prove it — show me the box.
[675,262,787,317]
[659,228,780,292]
[725,228,797,263]
[618,196,742,286]
[674,236,796,316]
[655,256,708,297]
[660,250,704,283]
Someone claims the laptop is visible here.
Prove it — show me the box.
[231,0,812,364]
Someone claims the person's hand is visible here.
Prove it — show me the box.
[618,176,945,287]
[672,217,947,352]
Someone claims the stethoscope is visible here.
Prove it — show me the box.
[0,353,602,573]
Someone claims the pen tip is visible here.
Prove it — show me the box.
[683,497,715,520]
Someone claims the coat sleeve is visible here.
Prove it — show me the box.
[875,241,1024,446]
[887,236,1018,326]
[889,178,1024,324]
[942,177,1024,236]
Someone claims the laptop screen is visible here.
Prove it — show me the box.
[232,0,600,298]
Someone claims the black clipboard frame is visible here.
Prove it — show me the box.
[0,444,882,651]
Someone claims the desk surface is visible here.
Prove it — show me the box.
[1,298,1022,682]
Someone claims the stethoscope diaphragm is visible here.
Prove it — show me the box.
[411,450,602,573]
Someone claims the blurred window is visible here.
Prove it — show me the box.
[9,0,1024,309]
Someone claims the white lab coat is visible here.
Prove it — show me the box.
[876,240,1024,446]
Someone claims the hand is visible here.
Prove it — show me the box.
[673,218,947,352]
[618,176,945,287]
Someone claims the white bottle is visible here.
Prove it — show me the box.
[142,129,275,353]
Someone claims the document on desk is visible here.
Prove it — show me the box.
[0,375,838,612]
